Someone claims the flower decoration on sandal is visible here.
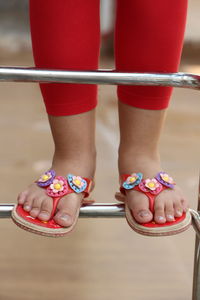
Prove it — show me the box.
[156,172,175,189]
[139,178,162,195]
[46,176,68,198]
[67,174,87,193]
[37,170,56,187]
[13,168,94,237]
[122,172,143,190]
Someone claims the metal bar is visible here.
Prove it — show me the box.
[2,204,200,300]
[0,66,199,300]
[0,203,125,218]
[193,237,200,300]
[0,67,200,89]
[192,175,200,300]
[1,203,199,221]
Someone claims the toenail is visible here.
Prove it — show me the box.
[157,216,165,221]
[176,211,182,217]
[39,212,49,219]
[60,214,71,221]
[167,215,175,221]
[31,208,39,212]
[24,205,31,211]
[138,211,150,217]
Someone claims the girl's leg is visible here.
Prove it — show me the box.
[115,0,188,224]
[17,0,100,226]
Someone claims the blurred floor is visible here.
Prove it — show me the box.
[0,52,199,300]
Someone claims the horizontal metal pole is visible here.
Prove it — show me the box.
[1,204,200,236]
[0,67,200,89]
[0,203,125,218]
[0,204,199,225]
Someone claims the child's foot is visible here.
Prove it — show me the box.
[17,155,95,227]
[117,153,189,225]
[17,110,96,228]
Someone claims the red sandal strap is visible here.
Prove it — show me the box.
[133,184,167,213]
[120,172,175,213]
[36,171,93,219]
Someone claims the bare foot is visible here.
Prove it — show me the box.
[117,155,189,224]
[17,155,95,227]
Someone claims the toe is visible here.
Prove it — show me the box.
[165,199,175,222]
[38,198,53,221]
[54,193,82,227]
[23,196,34,212]
[173,200,183,218]
[154,201,166,224]
[54,210,73,227]
[181,198,189,213]
[134,209,153,224]
[30,208,40,218]
[29,197,45,218]
[17,191,28,205]
[127,191,153,224]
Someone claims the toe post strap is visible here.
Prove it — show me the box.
[119,172,191,236]
[36,170,92,198]
[120,172,176,212]
[12,170,93,237]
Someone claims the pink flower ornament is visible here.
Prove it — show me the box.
[46,176,68,198]
[50,179,64,193]
[139,178,162,195]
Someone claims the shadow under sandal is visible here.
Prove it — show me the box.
[12,170,93,237]
[119,172,191,237]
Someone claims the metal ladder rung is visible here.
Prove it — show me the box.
[0,67,199,89]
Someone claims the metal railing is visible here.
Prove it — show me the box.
[0,66,200,299]
[0,67,200,89]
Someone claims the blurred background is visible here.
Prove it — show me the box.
[0,1,199,300]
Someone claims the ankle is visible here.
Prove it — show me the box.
[53,147,96,161]
[119,145,160,161]
[118,147,161,177]
[51,149,96,179]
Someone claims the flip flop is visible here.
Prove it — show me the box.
[12,170,93,237]
[117,172,191,236]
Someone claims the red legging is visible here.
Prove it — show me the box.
[29,0,188,116]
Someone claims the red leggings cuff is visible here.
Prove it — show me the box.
[117,89,171,110]
[45,99,97,116]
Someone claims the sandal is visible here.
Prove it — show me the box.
[12,170,94,237]
[117,172,191,236]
